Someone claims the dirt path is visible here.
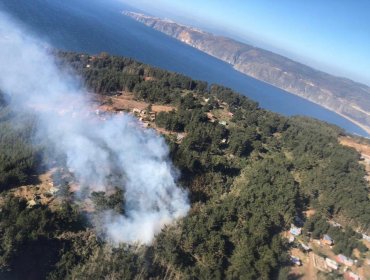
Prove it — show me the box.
[307,252,318,280]
[289,249,317,279]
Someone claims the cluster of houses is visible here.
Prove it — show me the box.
[311,254,362,279]
[311,253,357,274]
[288,223,363,279]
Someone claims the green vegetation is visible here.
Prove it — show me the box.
[0,52,369,279]
[283,118,370,227]
[90,188,124,214]
[0,196,83,279]
[0,98,39,191]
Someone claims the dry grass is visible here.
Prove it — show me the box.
[304,209,316,218]
[11,169,61,209]
[152,104,175,113]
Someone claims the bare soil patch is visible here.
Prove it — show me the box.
[96,92,175,114]
[152,104,175,113]
[11,169,61,209]
[289,248,317,280]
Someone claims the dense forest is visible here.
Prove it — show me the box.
[0,52,369,279]
[0,95,39,191]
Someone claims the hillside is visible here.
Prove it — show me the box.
[124,11,370,135]
[0,52,369,279]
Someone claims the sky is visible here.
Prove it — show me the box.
[120,0,370,85]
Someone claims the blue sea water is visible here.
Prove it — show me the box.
[0,0,368,136]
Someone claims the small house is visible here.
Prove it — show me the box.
[362,234,370,242]
[290,256,301,266]
[219,120,227,126]
[344,271,360,280]
[325,258,338,270]
[289,224,302,236]
[322,234,334,245]
[337,254,354,266]
[299,242,311,251]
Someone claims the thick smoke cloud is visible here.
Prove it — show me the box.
[0,12,189,244]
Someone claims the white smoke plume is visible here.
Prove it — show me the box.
[0,12,189,244]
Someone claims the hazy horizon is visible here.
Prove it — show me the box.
[119,0,370,86]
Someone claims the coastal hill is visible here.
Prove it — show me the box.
[124,11,370,135]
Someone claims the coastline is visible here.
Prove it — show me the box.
[174,34,370,137]
[132,17,370,137]
[229,65,370,137]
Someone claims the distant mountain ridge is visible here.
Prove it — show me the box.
[124,11,370,134]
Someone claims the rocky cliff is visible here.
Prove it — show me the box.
[124,11,370,134]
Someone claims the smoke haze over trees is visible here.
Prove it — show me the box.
[0,12,189,245]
